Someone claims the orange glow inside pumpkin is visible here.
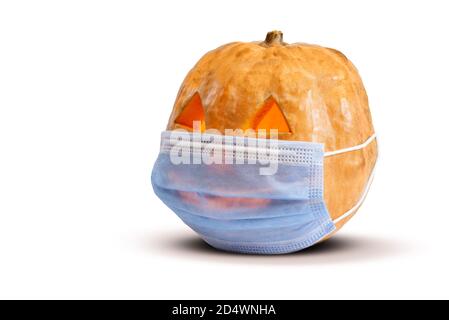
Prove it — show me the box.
[251,96,291,134]
[179,191,271,210]
[174,92,206,131]
[175,93,292,136]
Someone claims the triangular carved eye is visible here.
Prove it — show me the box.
[175,92,206,131]
[252,96,291,133]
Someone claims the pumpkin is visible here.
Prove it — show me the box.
[166,31,377,234]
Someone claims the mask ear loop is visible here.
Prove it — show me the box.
[324,133,377,157]
[324,133,377,224]
[332,163,376,224]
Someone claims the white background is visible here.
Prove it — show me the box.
[0,0,448,299]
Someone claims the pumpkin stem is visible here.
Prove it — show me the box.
[264,30,285,46]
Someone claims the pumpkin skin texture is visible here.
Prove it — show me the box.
[166,31,377,233]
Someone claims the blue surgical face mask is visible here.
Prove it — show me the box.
[151,130,376,254]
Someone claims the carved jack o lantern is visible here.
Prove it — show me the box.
[165,31,377,235]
